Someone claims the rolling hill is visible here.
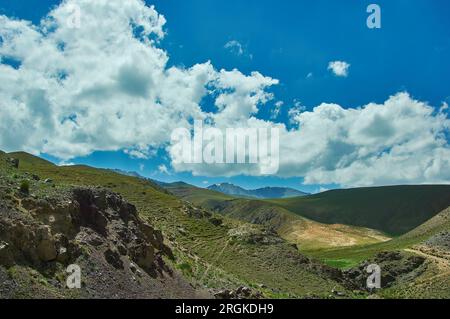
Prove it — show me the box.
[268,186,450,235]
[307,205,450,289]
[158,176,450,298]
[165,183,391,250]
[165,181,450,253]
[168,181,450,238]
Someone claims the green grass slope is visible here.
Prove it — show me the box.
[307,205,450,269]
[166,183,297,230]
[148,175,450,298]
[269,185,450,235]
[167,183,390,250]
[399,206,450,242]
[1,151,350,298]
[310,206,450,298]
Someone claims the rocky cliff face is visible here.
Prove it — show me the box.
[0,159,201,298]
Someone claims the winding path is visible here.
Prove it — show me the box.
[404,248,450,286]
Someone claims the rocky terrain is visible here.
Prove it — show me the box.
[0,156,202,298]
[343,251,426,290]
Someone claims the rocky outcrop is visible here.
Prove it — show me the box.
[0,186,199,298]
[228,225,284,245]
[343,251,426,290]
[2,188,174,275]
[182,203,212,219]
[7,158,19,169]
[424,231,450,252]
[0,216,60,266]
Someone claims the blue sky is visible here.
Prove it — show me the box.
[153,0,450,108]
[0,0,449,192]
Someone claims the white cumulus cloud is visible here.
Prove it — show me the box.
[0,0,276,160]
[0,1,449,187]
[280,92,450,186]
[328,61,350,77]
[171,93,450,187]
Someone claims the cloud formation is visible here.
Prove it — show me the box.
[328,61,350,77]
[224,40,244,56]
[171,92,450,186]
[0,0,275,159]
[0,0,449,187]
[158,164,170,175]
[281,93,450,186]
[224,40,252,59]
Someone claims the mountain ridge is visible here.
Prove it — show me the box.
[207,182,308,199]
[268,185,450,235]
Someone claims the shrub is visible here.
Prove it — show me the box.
[20,180,30,194]
[177,262,193,275]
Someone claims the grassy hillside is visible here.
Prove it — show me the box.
[1,151,350,298]
[167,183,390,250]
[305,207,450,299]
[166,179,450,275]
[157,177,450,298]
[269,185,450,235]
[307,206,450,269]
[400,206,450,243]
[166,182,234,206]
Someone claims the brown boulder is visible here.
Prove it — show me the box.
[36,225,57,261]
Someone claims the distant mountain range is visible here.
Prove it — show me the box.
[109,170,308,200]
[207,182,308,199]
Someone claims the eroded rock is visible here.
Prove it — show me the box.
[0,187,174,279]
[343,251,426,290]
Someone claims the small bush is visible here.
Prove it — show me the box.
[177,262,193,275]
[20,180,30,194]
